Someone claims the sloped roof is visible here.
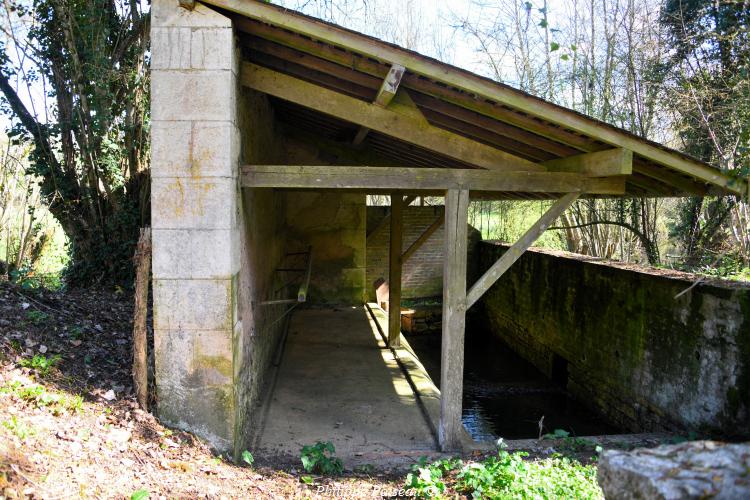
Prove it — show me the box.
[202,0,748,199]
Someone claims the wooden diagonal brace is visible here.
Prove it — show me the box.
[465,192,580,309]
[402,215,443,263]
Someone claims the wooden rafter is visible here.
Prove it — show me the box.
[210,0,747,196]
[241,63,543,172]
[353,64,405,145]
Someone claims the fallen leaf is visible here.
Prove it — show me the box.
[103,389,116,401]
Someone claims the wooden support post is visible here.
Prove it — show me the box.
[132,227,151,410]
[388,191,404,347]
[439,188,469,452]
[465,192,580,309]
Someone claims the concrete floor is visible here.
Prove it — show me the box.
[252,306,441,462]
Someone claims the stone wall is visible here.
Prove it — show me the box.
[478,242,750,436]
[150,0,240,453]
[283,192,367,305]
[366,206,481,301]
[235,86,288,454]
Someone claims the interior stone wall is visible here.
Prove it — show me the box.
[282,192,367,305]
[235,86,288,455]
[478,242,750,437]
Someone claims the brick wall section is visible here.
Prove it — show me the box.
[366,206,481,301]
[478,242,750,436]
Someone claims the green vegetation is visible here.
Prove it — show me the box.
[1,380,83,414]
[299,441,344,475]
[404,450,602,499]
[130,489,149,500]
[25,310,49,325]
[241,450,254,467]
[1,416,35,440]
[18,354,61,377]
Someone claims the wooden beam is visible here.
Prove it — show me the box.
[465,192,580,309]
[353,64,405,145]
[210,0,746,195]
[402,216,443,263]
[542,148,633,177]
[388,191,404,347]
[241,165,626,195]
[439,188,470,452]
[241,62,543,173]
[178,0,195,9]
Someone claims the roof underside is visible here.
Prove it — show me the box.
[203,0,747,200]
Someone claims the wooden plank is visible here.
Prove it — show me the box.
[208,0,746,195]
[388,191,404,347]
[402,216,443,263]
[465,193,580,309]
[542,148,633,177]
[353,64,406,145]
[439,188,469,452]
[241,165,626,195]
[241,62,543,172]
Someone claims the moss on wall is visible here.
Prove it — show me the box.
[478,242,750,436]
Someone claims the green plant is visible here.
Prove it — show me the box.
[300,441,343,475]
[69,326,84,340]
[2,416,35,440]
[19,354,61,377]
[542,428,570,440]
[25,310,49,324]
[241,450,254,467]
[404,457,462,498]
[454,450,602,499]
[130,489,149,500]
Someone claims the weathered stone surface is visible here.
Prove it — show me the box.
[152,228,240,279]
[151,27,192,69]
[153,278,235,331]
[152,121,239,178]
[151,177,237,230]
[151,69,235,122]
[152,0,231,28]
[478,242,750,435]
[191,28,236,71]
[597,441,750,499]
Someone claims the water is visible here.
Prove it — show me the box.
[405,325,621,441]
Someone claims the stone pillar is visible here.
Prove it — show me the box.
[150,0,240,452]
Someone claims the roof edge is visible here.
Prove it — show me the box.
[202,0,748,198]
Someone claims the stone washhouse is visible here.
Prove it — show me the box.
[150,0,749,455]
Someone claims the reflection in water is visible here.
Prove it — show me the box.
[405,324,620,441]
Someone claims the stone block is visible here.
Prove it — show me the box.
[151,177,237,230]
[152,0,231,28]
[150,121,191,177]
[153,278,235,331]
[598,441,750,499]
[191,28,235,71]
[152,228,240,279]
[151,69,235,122]
[151,27,191,70]
[151,121,238,178]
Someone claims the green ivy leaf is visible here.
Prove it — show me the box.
[561,54,570,61]
[550,42,560,51]
[539,19,548,28]
[241,450,254,466]
[130,490,149,500]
